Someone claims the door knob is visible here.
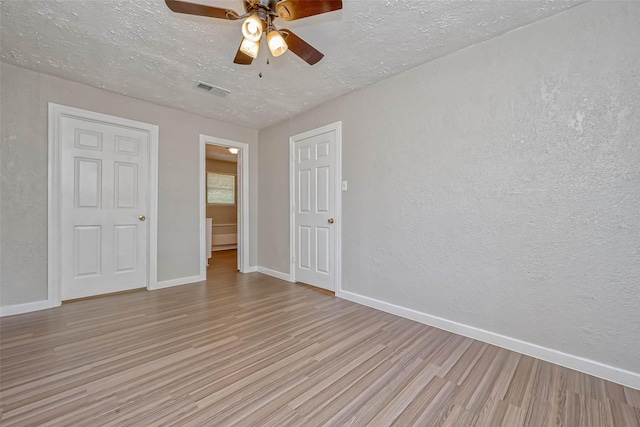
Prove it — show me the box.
[328,218,334,224]
[139,215,146,221]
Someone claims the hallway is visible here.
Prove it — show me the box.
[207,249,237,275]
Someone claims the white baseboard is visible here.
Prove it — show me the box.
[0,299,59,317]
[257,266,294,282]
[336,289,640,390]
[149,274,205,290]
[244,266,259,273]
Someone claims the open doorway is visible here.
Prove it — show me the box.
[199,135,250,278]
[205,145,237,274]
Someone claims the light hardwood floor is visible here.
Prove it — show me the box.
[1,266,639,426]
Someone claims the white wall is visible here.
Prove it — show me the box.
[0,63,259,306]
[258,2,640,376]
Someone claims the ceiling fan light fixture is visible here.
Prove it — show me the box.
[165,0,343,66]
[228,147,239,154]
[242,14,263,42]
[240,37,260,58]
[267,29,288,57]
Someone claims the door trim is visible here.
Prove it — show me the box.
[48,103,159,306]
[199,135,250,274]
[289,121,342,291]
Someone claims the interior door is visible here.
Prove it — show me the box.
[59,116,149,300]
[294,128,337,291]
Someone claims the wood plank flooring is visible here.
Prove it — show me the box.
[1,268,639,426]
[207,249,239,275]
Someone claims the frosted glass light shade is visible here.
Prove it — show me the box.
[267,30,288,57]
[240,38,260,59]
[242,15,263,42]
[228,147,239,154]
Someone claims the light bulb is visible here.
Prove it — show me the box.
[267,30,288,57]
[240,38,260,59]
[242,15,263,42]
[228,147,239,155]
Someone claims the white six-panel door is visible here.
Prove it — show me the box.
[293,126,339,291]
[59,116,149,300]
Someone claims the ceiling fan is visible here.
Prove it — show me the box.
[165,0,342,65]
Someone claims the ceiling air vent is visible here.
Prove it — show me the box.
[195,81,230,97]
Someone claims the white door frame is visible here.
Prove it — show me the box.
[199,135,250,274]
[48,103,159,306]
[289,121,342,291]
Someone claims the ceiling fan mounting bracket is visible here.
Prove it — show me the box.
[261,0,281,12]
[244,0,279,16]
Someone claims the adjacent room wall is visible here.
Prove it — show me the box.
[0,63,259,307]
[205,158,238,225]
[258,2,640,376]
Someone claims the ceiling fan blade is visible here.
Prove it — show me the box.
[165,0,240,20]
[233,40,254,65]
[281,29,324,65]
[276,0,342,21]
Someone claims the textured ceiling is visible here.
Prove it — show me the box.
[206,143,238,162]
[1,0,582,130]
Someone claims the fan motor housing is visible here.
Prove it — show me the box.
[261,0,280,11]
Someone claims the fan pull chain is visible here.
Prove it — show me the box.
[259,58,270,78]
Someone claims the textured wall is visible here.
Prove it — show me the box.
[258,2,640,373]
[0,64,49,304]
[0,63,258,306]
